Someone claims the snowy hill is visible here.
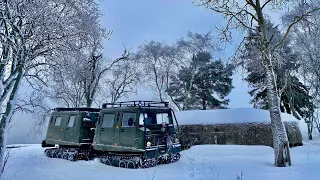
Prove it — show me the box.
[3,143,320,180]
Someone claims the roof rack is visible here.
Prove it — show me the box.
[101,100,169,109]
[54,107,101,112]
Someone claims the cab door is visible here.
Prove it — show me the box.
[48,114,64,141]
[99,112,116,146]
[119,112,137,147]
[64,114,77,143]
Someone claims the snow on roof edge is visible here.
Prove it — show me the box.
[175,108,299,125]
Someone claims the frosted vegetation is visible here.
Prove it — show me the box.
[1,0,320,179]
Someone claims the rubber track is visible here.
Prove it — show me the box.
[44,148,180,169]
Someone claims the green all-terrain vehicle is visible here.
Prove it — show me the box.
[41,101,181,168]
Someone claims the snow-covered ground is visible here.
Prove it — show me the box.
[3,108,318,180]
[2,141,320,180]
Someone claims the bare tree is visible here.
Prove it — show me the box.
[0,0,107,176]
[282,0,320,139]
[96,59,141,106]
[47,45,129,108]
[135,41,181,102]
[42,3,130,108]
[14,88,53,137]
[194,0,320,167]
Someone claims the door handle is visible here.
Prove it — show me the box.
[101,128,105,131]
[121,129,125,132]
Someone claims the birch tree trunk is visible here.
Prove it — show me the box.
[255,0,291,166]
[265,69,291,166]
[0,66,23,177]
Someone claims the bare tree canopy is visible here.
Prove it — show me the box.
[134,40,181,102]
[46,44,130,108]
[98,58,141,105]
[134,32,220,110]
[0,0,109,176]
[282,0,320,139]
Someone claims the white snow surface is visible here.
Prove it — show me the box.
[175,108,299,125]
[3,143,320,180]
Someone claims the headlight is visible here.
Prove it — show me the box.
[175,138,179,143]
[147,141,152,147]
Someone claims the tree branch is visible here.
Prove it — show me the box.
[261,0,272,10]
[272,7,320,52]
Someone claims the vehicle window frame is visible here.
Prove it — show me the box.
[67,115,76,127]
[138,110,173,125]
[101,113,115,128]
[54,116,62,126]
[139,113,144,125]
[122,112,137,128]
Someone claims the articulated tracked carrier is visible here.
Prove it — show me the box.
[42,101,181,168]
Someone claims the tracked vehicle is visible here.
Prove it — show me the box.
[42,101,181,168]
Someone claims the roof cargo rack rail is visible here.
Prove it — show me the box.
[54,107,101,112]
[102,100,169,108]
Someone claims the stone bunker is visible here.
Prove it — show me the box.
[175,108,303,148]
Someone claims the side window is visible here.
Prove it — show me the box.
[122,113,136,127]
[139,113,144,125]
[54,116,62,126]
[102,113,115,128]
[67,115,76,127]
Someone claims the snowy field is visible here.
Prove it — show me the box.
[3,108,318,180]
[2,141,320,180]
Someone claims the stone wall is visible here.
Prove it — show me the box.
[179,121,303,148]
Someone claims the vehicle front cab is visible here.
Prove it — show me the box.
[92,101,181,161]
[138,107,181,160]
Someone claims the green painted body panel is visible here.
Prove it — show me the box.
[45,111,98,146]
[92,106,180,158]
[93,107,145,153]
[44,104,181,160]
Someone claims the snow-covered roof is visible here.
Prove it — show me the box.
[175,108,299,125]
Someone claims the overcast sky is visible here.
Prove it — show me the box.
[100,0,253,108]
[9,0,280,144]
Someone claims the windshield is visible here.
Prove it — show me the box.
[139,111,172,125]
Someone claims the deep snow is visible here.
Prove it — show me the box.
[2,142,320,180]
[3,108,318,180]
